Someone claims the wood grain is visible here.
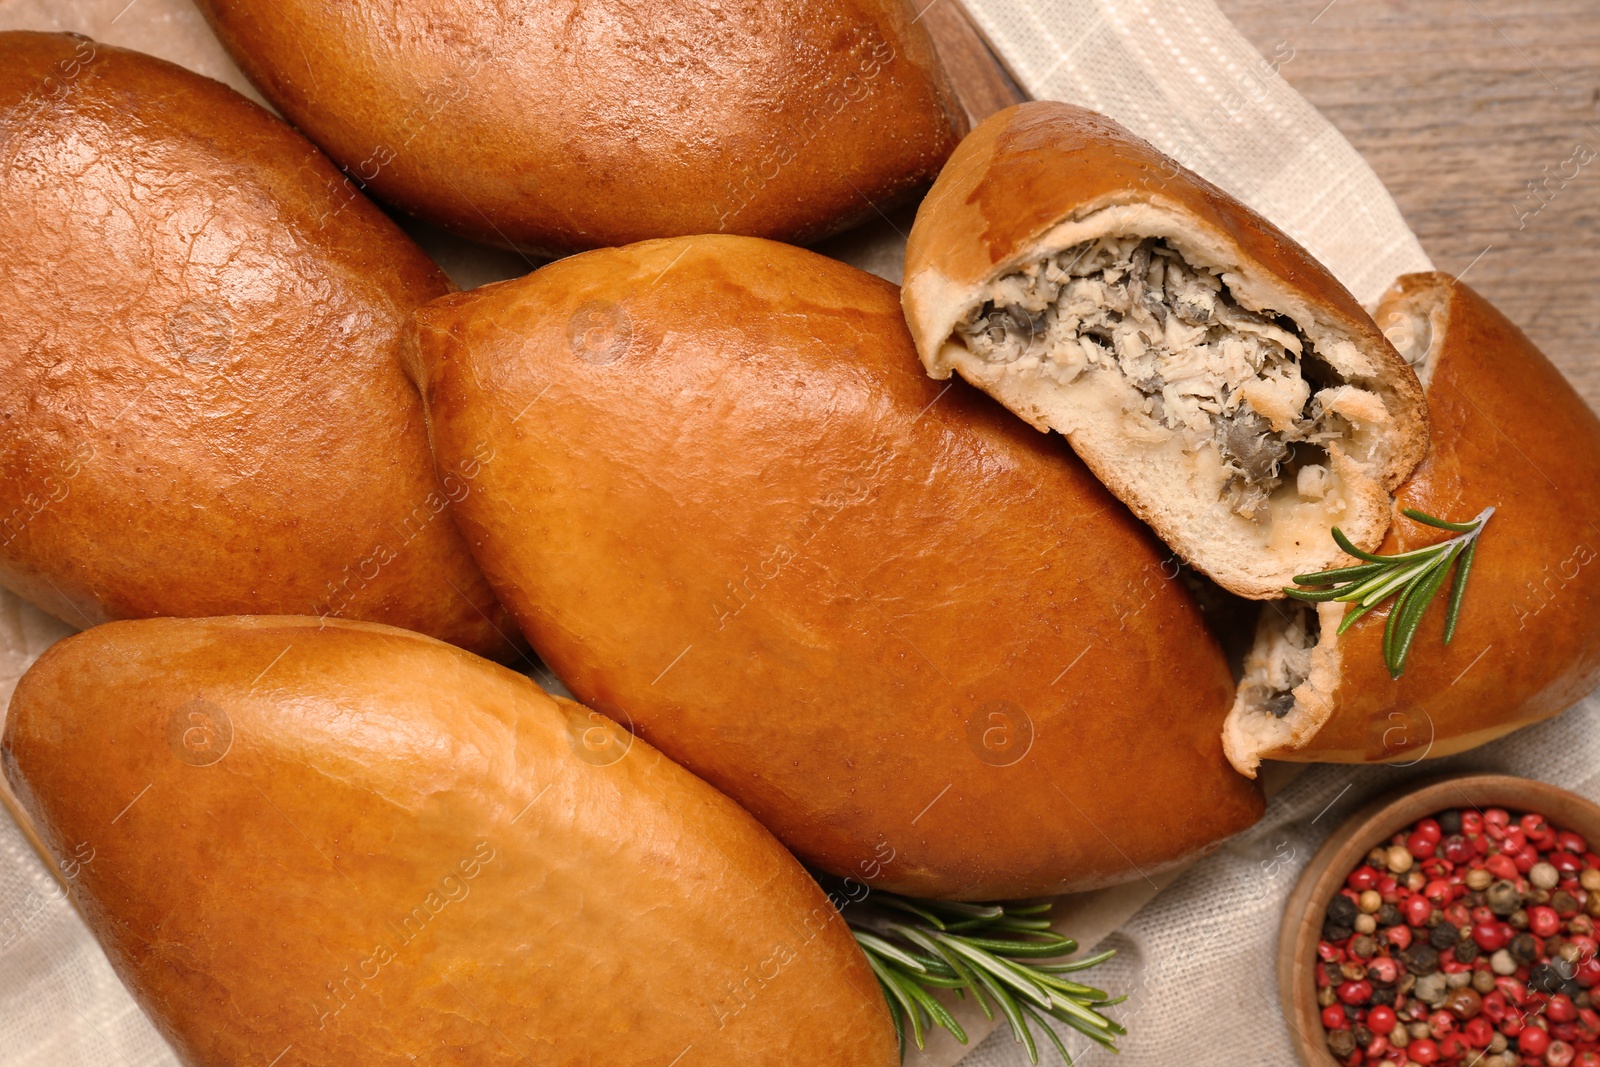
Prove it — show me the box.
[917,0,1027,126]
[1218,0,1600,408]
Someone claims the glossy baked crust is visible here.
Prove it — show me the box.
[405,234,1264,900]
[1,616,897,1067]
[1226,274,1600,770]
[901,101,1429,599]
[192,0,966,254]
[0,32,516,658]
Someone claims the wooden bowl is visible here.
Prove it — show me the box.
[1280,773,1600,1066]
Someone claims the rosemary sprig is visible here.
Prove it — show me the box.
[1284,506,1494,679]
[847,894,1124,1064]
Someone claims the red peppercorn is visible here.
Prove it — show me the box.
[1578,1007,1600,1038]
[1497,976,1529,1005]
[1348,865,1381,892]
[1549,1040,1578,1067]
[1501,1013,1525,1038]
[1462,1016,1495,1047]
[1520,1025,1552,1057]
[1319,941,1346,962]
[1386,924,1413,950]
[1553,1022,1579,1042]
[1531,905,1563,937]
[1409,832,1438,859]
[1515,849,1538,874]
[1405,894,1433,926]
[1367,957,1400,984]
[1462,811,1484,834]
[1474,923,1508,951]
[1560,831,1588,853]
[1424,879,1453,906]
[1408,1037,1440,1064]
[1575,956,1600,988]
[1443,836,1476,864]
[1322,1004,1348,1029]
[1415,817,1443,842]
[1368,1005,1397,1035]
[1486,854,1518,880]
[1336,980,1372,1005]
[1485,808,1511,828]
[1428,1009,1456,1035]
[1551,994,1580,1023]
[1523,812,1550,836]
[1482,991,1509,1022]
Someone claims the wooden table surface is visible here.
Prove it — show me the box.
[930,0,1600,409]
[1219,0,1600,408]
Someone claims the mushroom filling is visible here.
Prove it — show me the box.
[1244,604,1320,718]
[955,236,1355,519]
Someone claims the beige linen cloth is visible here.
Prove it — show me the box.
[2,2,1595,1066]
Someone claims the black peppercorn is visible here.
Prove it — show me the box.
[1438,810,1462,835]
[1511,933,1540,965]
[1454,939,1480,963]
[1369,984,1396,1006]
[1487,880,1524,917]
[1352,1023,1373,1049]
[1323,922,1353,943]
[1328,1029,1356,1058]
[1327,895,1359,926]
[1429,923,1460,950]
[1377,904,1404,927]
[1529,960,1577,994]
[1400,944,1440,976]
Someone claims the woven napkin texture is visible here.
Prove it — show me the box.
[0,2,1583,1067]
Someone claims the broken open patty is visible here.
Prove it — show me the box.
[902,102,1428,599]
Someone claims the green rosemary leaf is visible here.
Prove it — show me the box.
[1004,903,1057,917]
[1284,585,1348,603]
[1036,948,1118,973]
[1292,506,1494,676]
[1336,599,1380,636]
[988,916,1058,933]
[1443,539,1479,645]
[974,965,1039,1065]
[1349,554,1440,607]
[855,931,930,973]
[881,978,907,1058]
[1044,989,1121,1032]
[1290,561,1389,586]
[1388,545,1462,678]
[926,938,995,1021]
[867,955,921,1047]
[1332,526,1450,566]
[922,900,1008,921]
[1402,507,1480,533]
[938,938,1055,1008]
[847,890,1120,1064]
[900,974,967,1045]
[876,896,952,929]
[1022,1003,1076,1067]
[948,934,1077,959]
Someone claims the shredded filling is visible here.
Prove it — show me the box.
[955,236,1357,518]
[1246,604,1319,717]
